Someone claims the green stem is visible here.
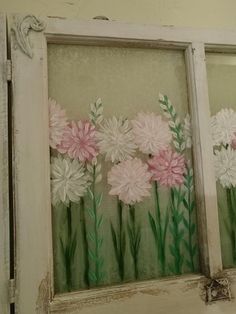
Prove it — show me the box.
[170,187,183,275]
[226,188,236,264]
[80,197,89,288]
[66,202,72,291]
[92,165,100,285]
[118,199,125,281]
[187,182,194,272]
[154,182,166,276]
[128,205,139,279]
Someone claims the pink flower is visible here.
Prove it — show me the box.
[108,158,152,204]
[57,120,98,162]
[231,133,236,149]
[49,98,68,149]
[148,148,186,187]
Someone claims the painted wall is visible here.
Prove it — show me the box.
[2,1,236,313]
[1,0,236,29]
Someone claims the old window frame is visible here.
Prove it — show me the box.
[0,13,10,313]
[9,14,236,312]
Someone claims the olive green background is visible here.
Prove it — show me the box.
[206,53,236,268]
[48,45,199,293]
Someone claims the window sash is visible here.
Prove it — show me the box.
[11,14,235,312]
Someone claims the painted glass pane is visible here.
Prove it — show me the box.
[206,53,236,268]
[48,44,199,293]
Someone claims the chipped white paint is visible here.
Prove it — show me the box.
[9,14,236,313]
[0,13,10,314]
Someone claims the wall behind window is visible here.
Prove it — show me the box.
[1,0,236,29]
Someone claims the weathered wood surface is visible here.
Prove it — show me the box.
[10,14,236,313]
[0,13,10,314]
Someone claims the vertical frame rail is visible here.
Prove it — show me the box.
[185,43,223,277]
[0,13,10,314]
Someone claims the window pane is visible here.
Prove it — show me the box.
[48,44,199,293]
[206,53,236,269]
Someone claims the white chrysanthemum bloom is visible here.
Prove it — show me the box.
[131,112,172,155]
[96,116,137,163]
[107,158,152,204]
[184,113,192,149]
[51,156,89,206]
[49,98,68,149]
[214,147,236,188]
[211,108,236,146]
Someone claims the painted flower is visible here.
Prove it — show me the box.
[96,116,137,163]
[57,120,98,162]
[211,108,236,146]
[214,147,236,188]
[148,148,186,187]
[51,156,89,206]
[183,113,192,149]
[107,158,152,204]
[49,98,68,149]
[131,112,171,155]
[231,133,236,150]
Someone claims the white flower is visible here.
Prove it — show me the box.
[131,112,171,155]
[214,147,236,188]
[49,98,68,149]
[183,113,192,149]
[96,116,137,163]
[107,158,152,204]
[211,108,236,146]
[51,156,89,206]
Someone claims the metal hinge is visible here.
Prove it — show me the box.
[9,279,15,304]
[6,59,12,82]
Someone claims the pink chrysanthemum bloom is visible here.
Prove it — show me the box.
[107,158,152,205]
[148,148,186,187]
[231,133,236,150]
[57,120,98,162]
[49,98,68,149]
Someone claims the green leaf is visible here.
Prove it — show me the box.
[121,232,126,253]
[97,215,103,229]
[98,238,103,249]
[95,193,103,208]
[148,212,158,243]
[88,271,97,283]
[183,239,190,252]
[88,248,97,261]
[183,216,189,229]
[69,232,77,260]
[111,223,118,248]
[87,207,95,219]
[178,229,185,241]
[59,237,65,254]
[190,200,195,213]
[88,231,95,242]
[183,198,189,210]
[169,244,177,258]
[87,188,94,200]
[190,223,196,235]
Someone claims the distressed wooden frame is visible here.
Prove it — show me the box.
[10,14,236,313]
[0,13,10,314]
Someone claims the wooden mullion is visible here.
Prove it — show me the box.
[185,43,222,277]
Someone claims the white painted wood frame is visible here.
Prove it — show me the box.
[10,14,236,313]
[0,13,10,314]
